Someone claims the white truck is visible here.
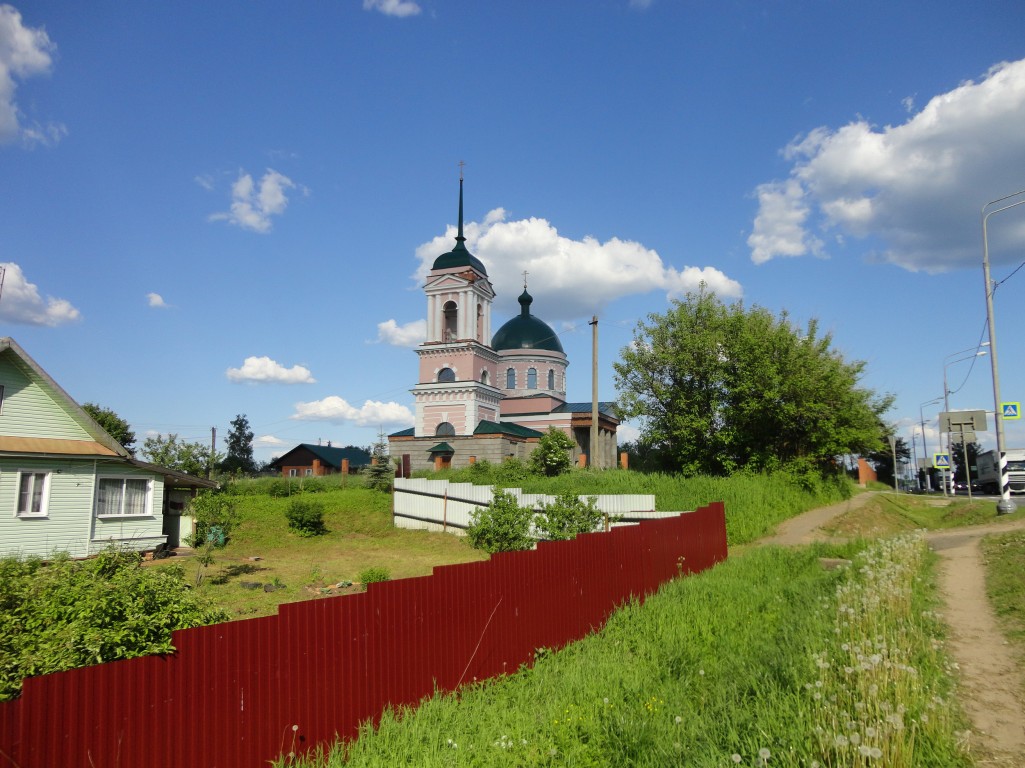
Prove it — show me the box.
[976,448,1025,495]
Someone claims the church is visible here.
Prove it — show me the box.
[388,178,620,473]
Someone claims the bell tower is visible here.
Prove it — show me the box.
[412,175,503,438]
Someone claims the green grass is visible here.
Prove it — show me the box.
[981,529,1025,676]
[820,493,1025,539]
[280,535,971,767]
[156,484,486,619]
[433,464,853,546]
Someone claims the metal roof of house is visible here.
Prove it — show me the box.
[553,401,619,417]
[473,420,544,438]
[268,443,372,469]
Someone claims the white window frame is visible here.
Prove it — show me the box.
[16,470,51,518]
[304,468,313,476]
[94,476,154,518]
[289,468,298,477]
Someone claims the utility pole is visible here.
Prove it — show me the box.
[590,315,599,469]
[209,427,216,479]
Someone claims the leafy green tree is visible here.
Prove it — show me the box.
[466,489,535,553]
[865,436,911,487]
[529,427,575,476]
[534,493,603,540]
[950,440,982,485]
[221,414,256,475]
[366,430,394,491]
[142,433,221,476]
[82,402,136,455]
[614,287,893,476]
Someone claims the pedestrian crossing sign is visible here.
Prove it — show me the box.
[1002,402,1021,420]
[933,453,951,468]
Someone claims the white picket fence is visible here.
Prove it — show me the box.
[392,477,686,534]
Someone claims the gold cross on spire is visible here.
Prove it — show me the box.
[522,270,528,289]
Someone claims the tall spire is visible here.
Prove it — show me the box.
[456,175,465,245]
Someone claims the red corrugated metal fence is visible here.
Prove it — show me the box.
[0,503,726,768]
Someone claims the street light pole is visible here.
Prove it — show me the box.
[919,397,943,491]
[942,348,988,495]
[982,189,1025,514]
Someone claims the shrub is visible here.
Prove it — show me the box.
[534,493,603,541]
[358,566,391,585]
[285,496,327,536]
[0,547,228,701]
[186,491,241,548]
[529,428,576,476]
[467,489,535,553]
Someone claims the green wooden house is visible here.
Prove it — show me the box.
[0,338,216,559]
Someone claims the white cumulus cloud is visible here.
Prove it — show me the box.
[363,0,421,17]
[209,168,299,233]
[375,318,426,347]
[254,434,286,447]
[226,356,316,384]
[0,5,65,147]
[291,396,415,428]
[413,208,741,320]
[146,292,169,308]
[0,262,79,325]
[749,58,1025,272]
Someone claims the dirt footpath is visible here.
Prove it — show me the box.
[760,493,1025,764]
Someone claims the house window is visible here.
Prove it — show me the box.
[16,471,50,517]
[0,384,5,414]
[289,469,298,477]
[436,422,455,436]
[437,367,456,383]
[527,368,537,389]
[95,477,152,517]
[481,370,489,385]
[548,369,555,390]
[506,368,516,389]
[304,468,313,476]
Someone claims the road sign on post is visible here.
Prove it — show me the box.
[1002,402,1020,420]
[933,453,951,468]
[939,410,988,433]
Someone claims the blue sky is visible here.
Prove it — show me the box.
[3,0,1025,469]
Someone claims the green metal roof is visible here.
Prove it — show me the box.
[491,289,564,353]
[268,443,372,469]
[389,427,415,438]
[426,442,455,453]
[431,178,488,275]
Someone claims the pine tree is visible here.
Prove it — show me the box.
[366,429,394,492]
[222,414,256,475]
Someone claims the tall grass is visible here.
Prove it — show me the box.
[433,464,853,546]
[280,535,970,767]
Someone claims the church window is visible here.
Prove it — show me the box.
[506,368,516,389]
[548,369,555,390]
[443,301,458,341]
[477,303,484,342]
[481,370,489,385]
[527,368,537,389]
[437,367,455,383]
[436,422,455,436]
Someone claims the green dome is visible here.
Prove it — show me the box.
[431,177,488,276]
[432,241,487,274]
[491,289,564,353]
